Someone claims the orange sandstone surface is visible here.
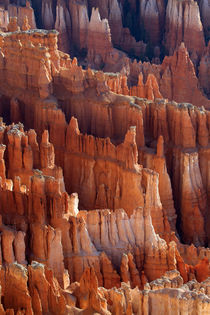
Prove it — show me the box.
[0,10,208,315]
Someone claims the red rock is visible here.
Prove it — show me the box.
[4,263,33,314]
[0,145,6,184]
[199,42,210,98]
[54,0,70,53]
[21,16,30,31]
[42,0,54,29]
[7,17,20,32]
[160,43,210,109]
[0,8,9,31]
[109,72,163,101]
[68,0,89,50]
[119,45,210,109]
[165,0,205,61]
[180,152,206,246]
[77,267,108,313]
[8,1,36,30]
[194,257,209,282]
[140,0,165,46]
[0,26,208,314]
[200,0,210,40]
[87,8,112,69]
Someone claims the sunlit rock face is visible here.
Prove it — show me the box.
[0,2,208,313]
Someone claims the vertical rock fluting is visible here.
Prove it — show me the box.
[88,0,146,57]
[68,0,89,51]
[87,8,112,68]
[64,117,145,216]
[0,119,207,291]
[0,28,208,314]
[165,0,205,61]
[199,0,210,40]
[143,135,177,232]
[180,152,207,246]
[160,43,210,109]
[139,0,165,46]
[54,0,71,53]
[8,1,36,30]
[89,0,123,46]
[42,0,54,29]
[106,44,210,109]
[0,30,209,248]
[198,42,210,98]
[107,72,163,101]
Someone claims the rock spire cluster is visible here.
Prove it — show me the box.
[0,1,208,314]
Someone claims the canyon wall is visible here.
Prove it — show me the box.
[0,3,208,314]
[0,30,209,248]
[0,0,209,108]
[0,119,209,314]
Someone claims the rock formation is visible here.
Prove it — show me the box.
[68,0,89,51]
[159,43,210,109]
[42,0,54,30]
[0,0,207,110]
[87,7,112,68]
[8,1,36,30]
[0,4,208,314]
[0,8,9,31]
[107,43,210,109]
[165,0,205,62]
[107,72,163,101]
[199,42,210,98]
[140,0,165,46]
[54,0,70,53]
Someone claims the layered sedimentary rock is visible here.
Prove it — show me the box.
[1,0,209,62]
[0,119,207,307]
[199,42,210,98]
[41,0,54,29]
[8,1,36,29]
[87,7,113,68]
[199,0,210,40]
[54,0,70,53]
[165,0,205,61]
[159,43,210,109]
[108,43,210,109]
[0,262,209,314]
[0,8,9,31]
[107,72,163,101]
[0,22,208,314]
[0,0,208,113]
[0,30,209,248]
[139,0,165,46]
[89,0,123,46]
[1,261,70,314]
[88,0,146,58]
[68,0,89,51]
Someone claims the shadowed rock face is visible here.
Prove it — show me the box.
[0,29,209,244]
[0,118,209,314]
[0,0,209,108]
[0,3,208,314]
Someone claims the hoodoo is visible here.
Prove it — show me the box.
[0,0,208,313]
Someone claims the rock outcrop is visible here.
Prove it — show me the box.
[116,43,210,109]
[160,43,210,109]
[199,42,210,98]
[1,261,209,314]
[8,1,36,30]
[0,30,209,247]
[139,0,165,46]
[165,0,205,61]
[87,8,112,68]
[54,0,70,53]
[0,17,208,315]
